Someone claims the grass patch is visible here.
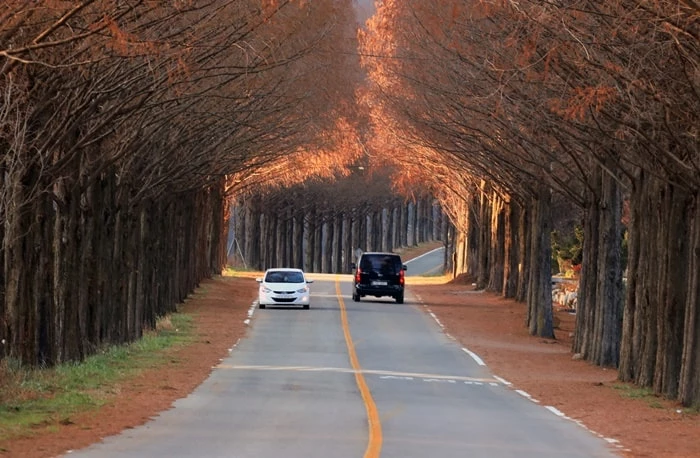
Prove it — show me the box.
[682,405,700,415]
[612,383,656,400]
[611,383,671,409]
[612,384,700,413]
[0,312,194,442]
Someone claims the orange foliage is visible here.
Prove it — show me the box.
[103,15,160,56]
[228,117,365,194]
[549,86,619,121]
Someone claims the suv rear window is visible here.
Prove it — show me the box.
[360,254,402,274]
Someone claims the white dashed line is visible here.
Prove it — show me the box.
[245,301,257,325]
[493,375,512,386]
[545,406,566,417]
[429,312,444,328]
[515,389,540,403]
[462,347,486,366]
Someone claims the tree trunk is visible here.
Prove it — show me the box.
[620,172,659,387]
[412,201,419,246]
[593,167,623,367]
[323,218,333,273]
[334,214,343,273]
[654,185,691,397]
[294,210,304,270]
[344,215,353,272]
[502,200,520,298]
[488,192,505,292]
[314,219,323,272]
[402,203,409,247]
[526,186,555,339]
[515,205,530,303]
[679,193,700,406]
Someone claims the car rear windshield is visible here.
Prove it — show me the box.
[360,255,402,274]
[265,271,304,283]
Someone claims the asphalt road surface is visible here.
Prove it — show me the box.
[404,247,444,276]
[70,262,617,457]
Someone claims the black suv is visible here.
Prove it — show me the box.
[351,252,407,303]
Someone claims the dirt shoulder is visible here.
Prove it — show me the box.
[2,249,698,457]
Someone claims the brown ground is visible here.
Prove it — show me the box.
[2,257,699,457]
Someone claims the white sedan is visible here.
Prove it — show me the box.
[256,268,313,309]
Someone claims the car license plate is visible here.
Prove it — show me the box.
[371,281,387,286]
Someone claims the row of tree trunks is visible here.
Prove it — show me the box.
[441,181,555,338]
[1,173,228,366]
[620,172,700,405]
[444,197,471,278]
[231,196,442,272]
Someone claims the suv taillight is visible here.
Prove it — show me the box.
[399,269,405,285]
[355,267,362,283]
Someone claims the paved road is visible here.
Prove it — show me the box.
[404,247,444,276]
[70,272,617,457]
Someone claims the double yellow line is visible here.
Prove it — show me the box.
[335,276,382,458]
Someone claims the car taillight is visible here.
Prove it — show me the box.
[399,269,405,285]
[355,267,362,283]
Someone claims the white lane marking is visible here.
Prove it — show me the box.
[379,376,414,380]
[429,312,444,328]
[462,348,486,366]
[515,389,540,403]
[493,375,512,386]
[545,406,566,417]
[404,247,444,264]
[228,338,241,353]
[216,364,499,383]
[545,406,623,448]
[245,301,257,325]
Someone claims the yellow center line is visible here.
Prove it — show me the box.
[336,275,382,458]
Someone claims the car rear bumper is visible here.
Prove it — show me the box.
[355,284,403,297]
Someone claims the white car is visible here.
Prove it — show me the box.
[256,268,313,309]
